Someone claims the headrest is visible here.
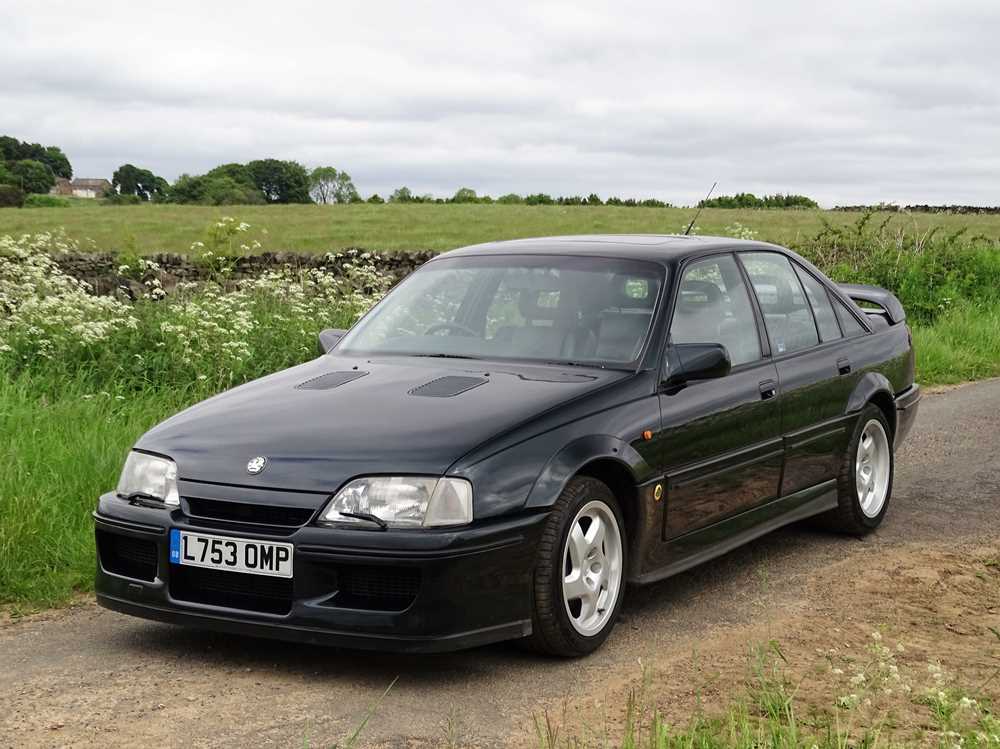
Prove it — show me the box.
[677,280,722,312]
[596,275,656,312]
[518,288,569,321]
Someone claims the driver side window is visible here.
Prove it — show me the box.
[670,255,761,366]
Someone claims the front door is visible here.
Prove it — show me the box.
[659,253,783,538]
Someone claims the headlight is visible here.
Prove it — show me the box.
[320,476,473,528]
[116,451,180,506]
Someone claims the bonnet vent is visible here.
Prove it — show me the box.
[296,371,368,390]
[409,375,487,398]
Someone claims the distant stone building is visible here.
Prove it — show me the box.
[51,177,112,199]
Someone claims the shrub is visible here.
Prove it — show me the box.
[524,193,554,205]
[23,194,71,208]
[497,193,523,204]
[0,184,25,208]
[701,192,819,209]
[793,213,1000,323]
[102,192,143,206]
[201,176,265,206]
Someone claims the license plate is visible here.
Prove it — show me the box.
[169,529,293,578]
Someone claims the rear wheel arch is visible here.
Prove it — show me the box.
[867,390,896,439]
[846,372,896,438]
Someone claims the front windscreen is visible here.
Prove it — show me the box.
[338,254,665,366]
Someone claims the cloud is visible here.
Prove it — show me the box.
[2,0,998,205]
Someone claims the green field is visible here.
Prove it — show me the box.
[3,202,1000,253]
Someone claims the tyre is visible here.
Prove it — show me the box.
[822,404,895,534]
[525,475,627,657]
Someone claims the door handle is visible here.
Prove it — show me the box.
[837,357,852,375]
[758,379,777,400]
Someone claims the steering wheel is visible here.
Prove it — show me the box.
[424,321,478,337]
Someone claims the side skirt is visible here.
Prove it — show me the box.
[629,479,837,586]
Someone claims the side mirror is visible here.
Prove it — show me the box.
[317,328,347,355]
[665,343,731,387]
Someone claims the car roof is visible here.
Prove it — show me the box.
[436,234,788,264]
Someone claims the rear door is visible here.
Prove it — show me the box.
[659,253,783,538]
[738,252,859,495]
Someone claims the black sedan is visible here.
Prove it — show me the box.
[95,235,920,656]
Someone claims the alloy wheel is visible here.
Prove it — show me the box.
[856,418,891,518]
[561,500,623,636]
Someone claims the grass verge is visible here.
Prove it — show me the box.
[911,303,1000,385]
[533,635,1000,748]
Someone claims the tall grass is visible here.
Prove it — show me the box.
[0,379,195,605]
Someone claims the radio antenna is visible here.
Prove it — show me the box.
[683,181,717,236]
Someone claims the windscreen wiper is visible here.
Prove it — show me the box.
[338,511,389,530]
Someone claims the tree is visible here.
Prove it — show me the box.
[367,193,385,204]
[167,173,207,204]
[497,193,523,204]
[310,166,359,204]
[202,176,264,205]
[0,136,20,161]
[524,193,554,205]
[451,187,478,203]
[309,166,339,204]
[205,163,255,187]
[585,193,603,206]
[41,147,72,179]
[0,136,73,178]
[9,159,55,194]
[389,186,414,203]
[246,159,312,203]
[112,163,167,201]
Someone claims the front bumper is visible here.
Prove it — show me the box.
[893,383,921,448]
[94,493,544,653]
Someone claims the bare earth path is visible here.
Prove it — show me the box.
[2,380,998,748]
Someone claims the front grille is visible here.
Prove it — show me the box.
[97,530,158,582]
[170,565,292,615]
[185,497,315,527]
[333,565,420,611]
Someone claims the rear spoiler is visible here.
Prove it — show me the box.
[837,283,906,325]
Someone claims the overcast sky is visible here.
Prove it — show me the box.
[2,1,997,206]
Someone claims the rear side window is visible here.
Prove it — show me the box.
[740,252,819,354]
[793,265,841,342]
[670,254,761,366]
[833,296,867,337]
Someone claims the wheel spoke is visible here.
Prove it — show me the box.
[567,523,588,569]
[563,570,589,601]
[584,514,606,555]
[577,587,598,622]
[861,433,873,459]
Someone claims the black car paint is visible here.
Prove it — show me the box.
[95,235,920,652]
